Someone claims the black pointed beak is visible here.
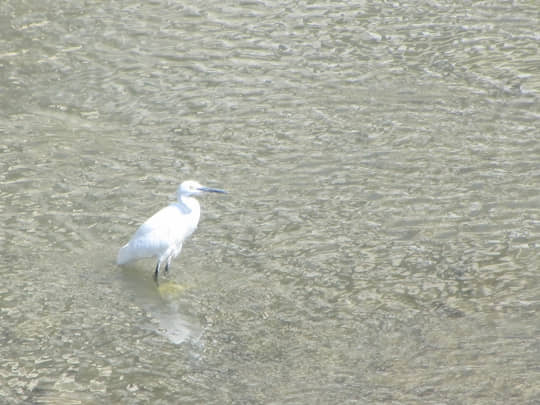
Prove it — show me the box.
[198,186,227,194]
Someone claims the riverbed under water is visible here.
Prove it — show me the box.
[1,0,539,403]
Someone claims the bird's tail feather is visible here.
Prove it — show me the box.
[116,244,133,265]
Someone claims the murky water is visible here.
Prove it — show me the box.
[1,0,539,403]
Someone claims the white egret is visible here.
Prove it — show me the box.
[117,180,226,283]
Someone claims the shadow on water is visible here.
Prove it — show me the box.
[117,263,202,345]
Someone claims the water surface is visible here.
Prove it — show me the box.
[1,0,539,403]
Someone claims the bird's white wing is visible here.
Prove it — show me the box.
[132,205,183,243]
[117,203,199,265]
[119,205,181,262]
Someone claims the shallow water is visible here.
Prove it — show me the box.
[1,0,539,403]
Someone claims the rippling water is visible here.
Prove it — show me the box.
[1,0,539,403]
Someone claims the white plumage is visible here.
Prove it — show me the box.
[117,180,226,282]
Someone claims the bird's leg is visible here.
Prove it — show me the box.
[165,255,172,274]
[164,253,174,274]
[153,261,160,284]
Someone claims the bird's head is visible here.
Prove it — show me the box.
[178,180,226,198]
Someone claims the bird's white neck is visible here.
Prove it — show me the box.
[177,195,200,215]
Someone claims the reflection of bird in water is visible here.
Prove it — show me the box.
[117,180,226,283]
